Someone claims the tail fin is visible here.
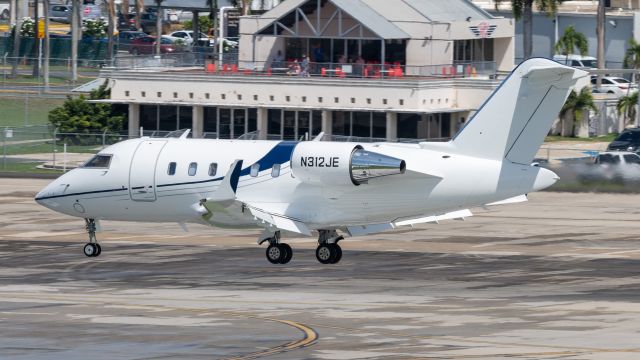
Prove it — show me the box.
[452,58,587,165]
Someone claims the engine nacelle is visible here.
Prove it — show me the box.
[290,142,406,186]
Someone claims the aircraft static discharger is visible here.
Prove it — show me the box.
[35,58,587,264]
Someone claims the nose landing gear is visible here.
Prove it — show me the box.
[83,218,101,257]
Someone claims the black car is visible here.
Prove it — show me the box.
[607,128,640,152]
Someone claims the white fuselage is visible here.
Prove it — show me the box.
[35,137,557,231]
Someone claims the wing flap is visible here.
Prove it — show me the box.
[249,207,312,236]
[394,209,473,227]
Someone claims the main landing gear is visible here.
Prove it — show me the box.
[259,230,292,264]
[83,218,101,257]
[258,229,344,265]
[315,230,343,264]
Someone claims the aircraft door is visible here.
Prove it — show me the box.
[129,140,167,201]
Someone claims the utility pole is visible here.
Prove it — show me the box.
[43,0,50,91]
[155,0,164,56]
[71,0,80,83]
[32,0,40,77]
[10,0,21,77]
[596,0,605,89]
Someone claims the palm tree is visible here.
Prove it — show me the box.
[107,0,116,60]
[554,25,588,64]
[617,92,639,126]
[495,0,564,60]
[560,86,598,137]
[232,0,251,15]
[135,0,144,31]
[624,38,640,84]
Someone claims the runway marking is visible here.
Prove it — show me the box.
[0,292,318,359]
[2,292,639,358]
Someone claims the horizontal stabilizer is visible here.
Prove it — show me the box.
[394,209,473,227]
[485,194,528,206]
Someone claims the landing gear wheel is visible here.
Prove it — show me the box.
[94,243,102,257]
[330,243,342,264]
[83,243,97,257]
[278,243,292,264]
[266,243,283,264]
[316,244,335,264]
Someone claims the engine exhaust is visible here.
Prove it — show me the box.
[350,148,406,185]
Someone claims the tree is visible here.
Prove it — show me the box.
[560,86,598,137]
[554,25,588,63]
[107,0,116,60]
[49,82,125,144]
[624,38,640,84]
[495,0,564,60]
[232,0,251,15]
[135,0,144,30]
[617,91,639,126]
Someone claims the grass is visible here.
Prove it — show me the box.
[544,134,618,143]
[0,161,62,174]
[0,96,65,127]
[3,142,100,155]
[547,179,640,193]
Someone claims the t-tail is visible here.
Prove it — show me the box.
[450,58,587,164]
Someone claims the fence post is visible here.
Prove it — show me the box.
[63,143,67,173]
[102,129,107,148]
[2,128,6,171]
[24,92,29,126]
[52,127,57,169]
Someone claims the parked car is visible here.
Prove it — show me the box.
[167,30,212,46]
[49,4,72,23]
[553,54,597,69]
[594,151,640,180]
[606,128,640,153]
[49,4,102,23]
[128,36,176,55]
[591,76,638,97]
[118,30,147,52]
[1,4,11,20]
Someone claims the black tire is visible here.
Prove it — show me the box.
[279,243,292,264]
[266,243,282,264]
[316,244,335,264]
[1,10,9,20]
[94,243,102,257]
[83,243,97,257]
[330,244,342,264]
[131,48,139,55]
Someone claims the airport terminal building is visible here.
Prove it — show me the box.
[103,0,515,141]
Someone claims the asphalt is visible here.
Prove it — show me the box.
[1,178,640,359]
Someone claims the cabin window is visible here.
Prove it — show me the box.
[250,163,260,177]
[188,162,198,176]
[167,162,176,175]
[82,154,112,168]
[208,163,218,176]
[271,163,281,178]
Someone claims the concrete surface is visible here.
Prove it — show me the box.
[0,178,639,359]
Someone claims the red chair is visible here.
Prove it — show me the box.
[321,68,327,77]
[338,68,345,78]
[267,68,272,76]
[223,64,229,73]
[206,63,216,73]
[231,64,238,73]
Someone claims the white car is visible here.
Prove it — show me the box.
[553,54,597,69]
[591,76,638,97]
[167,30,212,46]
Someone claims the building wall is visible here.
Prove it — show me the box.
[490,10,636,67]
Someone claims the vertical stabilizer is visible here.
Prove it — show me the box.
[452,58,587,165]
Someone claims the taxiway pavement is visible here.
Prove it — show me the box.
[0,178,639,359]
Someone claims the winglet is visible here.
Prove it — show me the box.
[209,159,243,202]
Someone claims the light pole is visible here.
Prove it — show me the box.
[218,6,234,66]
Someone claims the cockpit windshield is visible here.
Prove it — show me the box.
[82,154,112,168]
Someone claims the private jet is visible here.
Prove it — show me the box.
[35,58,586,264]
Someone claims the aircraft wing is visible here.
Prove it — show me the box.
[346,209,473,237]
